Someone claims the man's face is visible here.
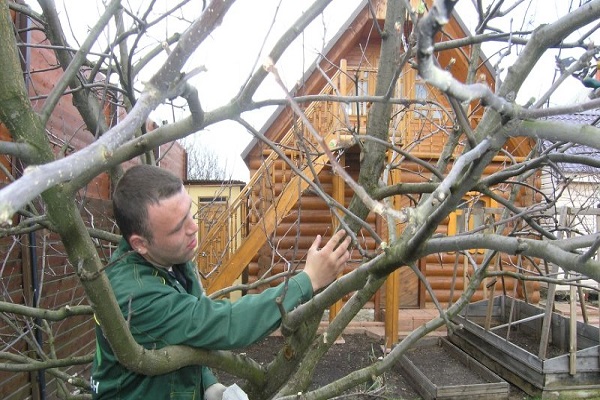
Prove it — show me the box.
[136,188,199,267]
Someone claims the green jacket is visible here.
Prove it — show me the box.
[91,239,313,399]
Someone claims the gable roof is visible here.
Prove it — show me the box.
[241,0,372,161]
[241,0,496,162]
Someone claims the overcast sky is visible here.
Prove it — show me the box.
[28,0,600,181]
[172,0,363,181]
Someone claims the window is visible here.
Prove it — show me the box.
[413,82,442,119]
[348,71,370,116]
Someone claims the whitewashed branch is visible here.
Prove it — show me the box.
[0,1,234,224]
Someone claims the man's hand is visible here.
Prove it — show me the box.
[303,230,352,292]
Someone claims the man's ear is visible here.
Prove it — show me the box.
[129,234,149,255]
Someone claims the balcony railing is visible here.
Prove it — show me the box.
[197,66,352,292]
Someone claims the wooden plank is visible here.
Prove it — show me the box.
[539,274,557,359]
[399,337,509,399]
[544,346,600,373]
[201,65,351,293]
[484,279,496,330]
[453,313,545,372]
[384,269,400,348]
[449,330,545,396]
[570,281,577,375]
[578,285,589,324]
[399,349,437,400]
[329,155,345,322]
[578,323,600,347]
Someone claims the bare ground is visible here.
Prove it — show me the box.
[217,333,532,399]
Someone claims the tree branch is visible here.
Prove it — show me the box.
[425,233,600,281]
[38,0,121,124]
[0,0,224,224]
[0,302,92,321]
[0,351,92,372]
[0,140,37,164]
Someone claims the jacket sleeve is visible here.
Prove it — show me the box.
[201,366,218,390]
[112,266,313,350]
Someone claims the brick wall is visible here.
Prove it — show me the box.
[0,7,188,398]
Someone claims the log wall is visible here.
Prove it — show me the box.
[244,144,540,309]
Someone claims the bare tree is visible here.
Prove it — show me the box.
[180,138,229,180]
[1,0,600,399]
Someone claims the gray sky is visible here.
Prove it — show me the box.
[169,0,362,181]
[29,0,600,181]
[177,0,600,181]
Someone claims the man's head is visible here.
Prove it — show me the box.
[113,165,199,267]
[113,164,183,241]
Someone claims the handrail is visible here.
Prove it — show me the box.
[196,67,351,291]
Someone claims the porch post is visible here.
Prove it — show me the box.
[385,269,400,348]
[329,155,346,322]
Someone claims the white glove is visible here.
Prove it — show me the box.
[204,383,227,400]
[222,384,249,400]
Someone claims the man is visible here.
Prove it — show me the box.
[91,164,351,399]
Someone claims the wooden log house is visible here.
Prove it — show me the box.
[196,0,540,342]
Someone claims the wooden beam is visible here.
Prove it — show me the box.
[385,269,400,349]
[484,279,496,331]
[329,155,345,322]
[569,280,577,375]
[538,281,556,359]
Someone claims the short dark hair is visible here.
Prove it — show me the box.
[112,165,183,242]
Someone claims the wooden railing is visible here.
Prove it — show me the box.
[196,59,469,293]
[197,68,353,293]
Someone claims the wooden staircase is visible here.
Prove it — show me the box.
[196,71,355,294]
